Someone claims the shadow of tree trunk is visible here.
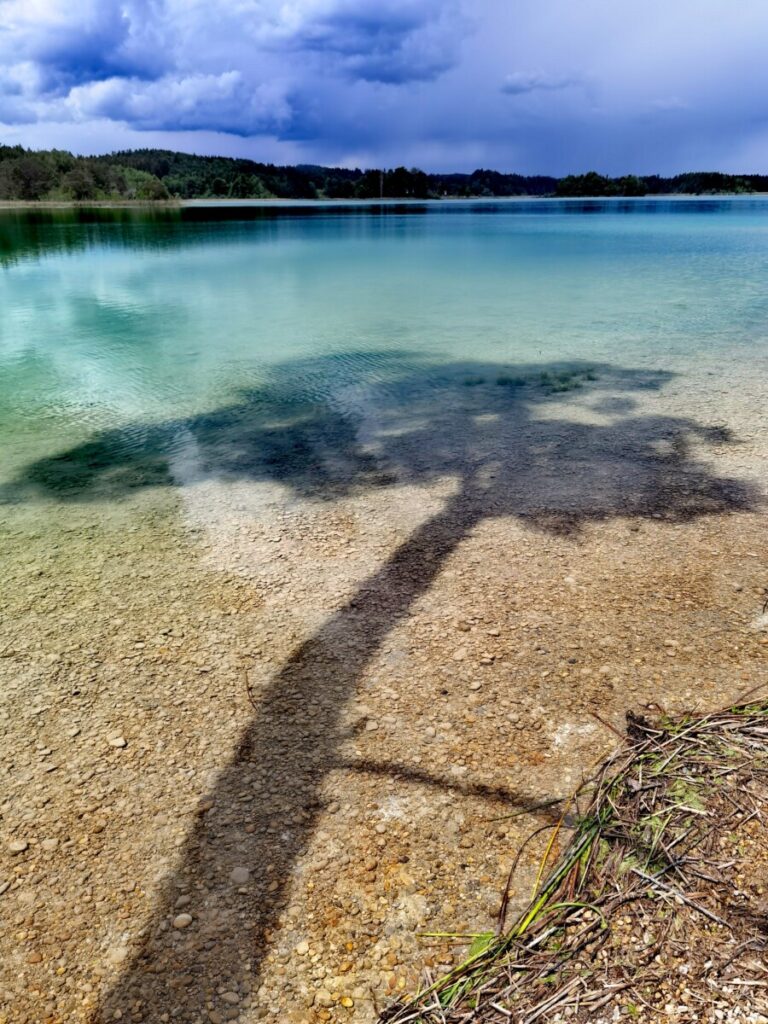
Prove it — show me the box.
[99,488,543,1021]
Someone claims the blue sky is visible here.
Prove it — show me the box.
[1,0,767,174]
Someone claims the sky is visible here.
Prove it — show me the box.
[1,0,768,175]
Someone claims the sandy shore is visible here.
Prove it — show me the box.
[2,373,767,1024]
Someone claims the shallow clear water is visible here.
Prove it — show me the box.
[2,198,768,505]
[5,202,768,1024]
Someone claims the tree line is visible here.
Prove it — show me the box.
[1,145,767,201]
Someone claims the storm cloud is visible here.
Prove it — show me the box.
[1,0,767,174]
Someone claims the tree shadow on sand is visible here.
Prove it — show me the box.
[4,355,760,1022]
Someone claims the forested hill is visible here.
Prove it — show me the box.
[1,145,767,201]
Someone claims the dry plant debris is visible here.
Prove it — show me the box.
[381,699,768,1023]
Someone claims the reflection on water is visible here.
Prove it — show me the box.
[3,197,768,492]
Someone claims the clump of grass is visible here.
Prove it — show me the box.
[496,374,528,388]
[462,376,486,387]
[381,699,768,1023]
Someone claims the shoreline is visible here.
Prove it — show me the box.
[2,193,768,211]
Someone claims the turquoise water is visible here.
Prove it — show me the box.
[4,199,768,1024]
[2,198,768,502]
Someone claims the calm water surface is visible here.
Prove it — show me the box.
[2,197,768,509]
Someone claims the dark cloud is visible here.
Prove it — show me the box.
[289,1,463,83]
[8,1,171,94]
[68,73,291,136]
[1,0,768,174]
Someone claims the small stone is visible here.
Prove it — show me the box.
[469,681,482,691]
[315,989,333,1008]
[8,840,28,854]
[424,726,436,738]
[340,996,354,1008]
[172,913,193,929]
[26,951,43,964]
[175,894,191,908]
[295,940,310,955]
[107,946,129,965]
[67,726,81,738]
[41,838,59,852]
[452,647,468,661]
[108,737,127,749]
[230,867,250,885]
[365,720,379,732]
[220,992,240,1005]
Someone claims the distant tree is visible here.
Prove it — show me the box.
[0,162,16,200]
[11,157,55,200]
[323,176,355,199]
[230,174,250,198]
[105,166,128,196]
[383,167,430,198]
[556,171,618,197]
[0,143,761,203]
[355,170,383,198]
[617,175,645,196]
[248,175,274,198]
[135,176,170,200]
[61,167,97,201]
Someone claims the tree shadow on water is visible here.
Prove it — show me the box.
[4,356,760,1022]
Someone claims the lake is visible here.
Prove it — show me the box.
[2,198,767,1023]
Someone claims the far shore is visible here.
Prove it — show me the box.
[2,193,768,211]
[0,199,183,209]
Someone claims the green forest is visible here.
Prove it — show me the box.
[1,144,767,201]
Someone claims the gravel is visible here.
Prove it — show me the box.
[2,377,767,1023]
